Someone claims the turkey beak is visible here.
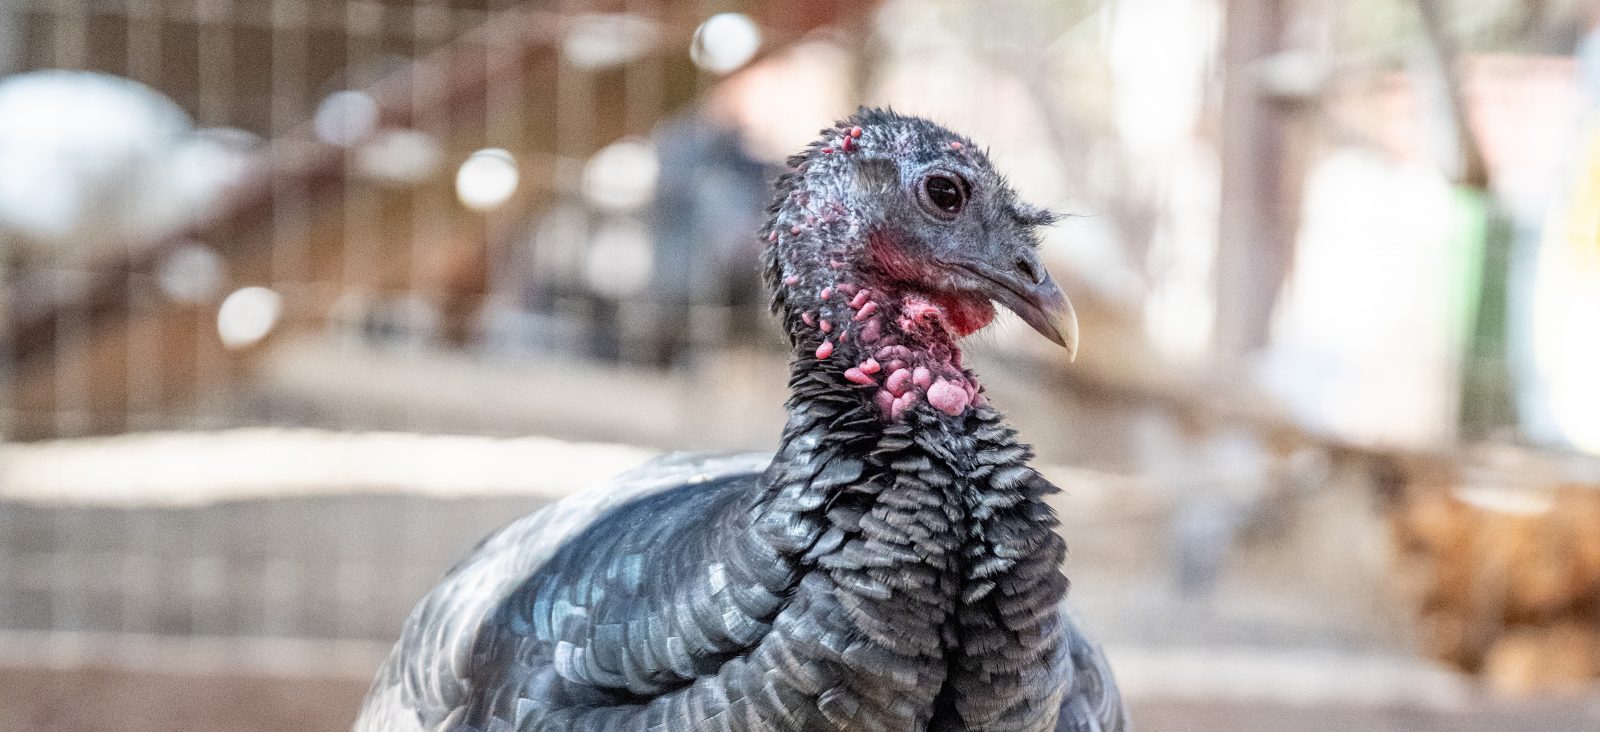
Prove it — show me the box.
[961,259,1081,362]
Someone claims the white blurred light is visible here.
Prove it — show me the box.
[1453,484,1555,516]
[0,72,189,246]
[217,286,283,349]
[0,429,666,506]
[1109,0,1215,158]
[563,13,659,70]
[690,13,761,74]
[313,90,379,146]
[585,219,653,298]
[157,243,226,303]
[0,71,254,261]
[356,128,443,186]
[582,138,658,211]
[455,148,519,211]
[1256,50,1329,101]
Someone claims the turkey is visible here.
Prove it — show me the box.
[356,108,1127,731]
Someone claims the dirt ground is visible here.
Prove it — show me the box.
[5,666,1600,732]
[0,667,368,732]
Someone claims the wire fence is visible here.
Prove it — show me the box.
[0,0,836,685]
[1,0,820,442]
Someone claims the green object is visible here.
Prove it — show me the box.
[1450,186,1517,439]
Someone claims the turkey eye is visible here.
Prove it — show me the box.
[920,174,966,217]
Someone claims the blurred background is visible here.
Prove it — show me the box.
[4,0,1600,729]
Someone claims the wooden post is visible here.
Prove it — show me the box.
[1214,0,1301,358]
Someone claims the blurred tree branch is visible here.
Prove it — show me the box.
[1413,0,1491,189]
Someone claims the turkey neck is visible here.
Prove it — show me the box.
[738,284,1072,728]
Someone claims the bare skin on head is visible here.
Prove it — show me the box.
[763,109,1079,421]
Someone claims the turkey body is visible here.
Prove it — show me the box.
[357,418,1124,731]
[357,109,1126,731]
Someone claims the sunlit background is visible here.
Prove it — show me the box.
[4,0,1600,729]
